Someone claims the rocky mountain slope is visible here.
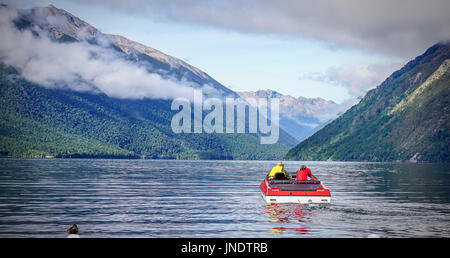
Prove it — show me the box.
[16,4,237,97]
[238,89,342,141]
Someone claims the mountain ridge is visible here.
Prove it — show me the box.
[15,4,238,97]
[238,89,337,117]
[238,89,346,141]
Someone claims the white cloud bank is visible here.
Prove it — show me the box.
[303,63,404,98]
[0,7,198,100]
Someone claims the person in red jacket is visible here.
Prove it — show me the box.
[296,165,318,181]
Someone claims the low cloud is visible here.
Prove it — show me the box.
[0,7,200,100]
[303,63,404,98]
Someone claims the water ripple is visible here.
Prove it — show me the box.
[0,159,449,237]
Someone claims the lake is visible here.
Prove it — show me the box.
[0,159,449,238]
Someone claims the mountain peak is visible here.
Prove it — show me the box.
[46,4,57,10]
[237,89,338,118]
[23,4,99,41]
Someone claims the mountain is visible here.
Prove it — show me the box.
[285,42,450,162]
[15,4,238,97]
[0,4,297,159]
[238,89,343,141]
[238,89,337,119]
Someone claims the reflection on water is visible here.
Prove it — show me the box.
[265,204,317,235]
[0,159,449,238]
[264,203,335,236]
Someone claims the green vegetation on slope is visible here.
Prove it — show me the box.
[0,64,289,159]
[285,43,450,162]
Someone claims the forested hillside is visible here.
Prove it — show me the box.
[0,64,290,159]
[286,43,450,162]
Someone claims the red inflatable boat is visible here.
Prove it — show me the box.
[260,177,331,204]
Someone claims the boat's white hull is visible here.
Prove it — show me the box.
[260,191,331,204]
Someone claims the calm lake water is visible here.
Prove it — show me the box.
[0,159,449,238]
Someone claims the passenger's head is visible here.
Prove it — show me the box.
[299,165,307,171]
[67,224,78,235]
[277,161,284,167]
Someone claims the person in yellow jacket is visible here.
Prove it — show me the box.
[267,161,290,180]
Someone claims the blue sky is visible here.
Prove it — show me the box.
[10,0,449,103]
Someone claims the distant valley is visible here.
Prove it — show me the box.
[238,89,348,141]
